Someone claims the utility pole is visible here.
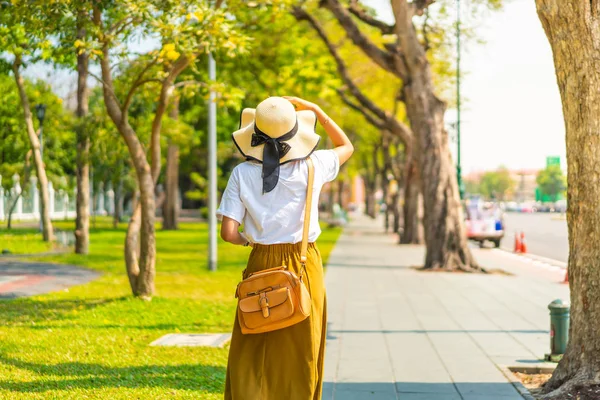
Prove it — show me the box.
[456,0,465,199]
[35,104,46,232]
[208,53,218,271]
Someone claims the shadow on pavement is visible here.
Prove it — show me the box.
[327,329,548,334]
[324,381,524,399]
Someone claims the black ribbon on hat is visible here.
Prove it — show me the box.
[251,119,298,193]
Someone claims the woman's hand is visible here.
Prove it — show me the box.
[283,96,318,112]
[284,95,354,166]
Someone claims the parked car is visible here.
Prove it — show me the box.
[555,200,567,213]
[464,201,505,248]
[518,203,536,213]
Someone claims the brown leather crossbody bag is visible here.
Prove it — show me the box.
[235,158,315,335]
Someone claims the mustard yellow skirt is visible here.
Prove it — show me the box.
[224,242,327,400]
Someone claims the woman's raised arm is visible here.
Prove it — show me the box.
[283,96,354,165]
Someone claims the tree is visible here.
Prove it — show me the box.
[0,7,55,241]
[82,1,250,299]
[162,94,181,230]
[0,75,75,184]
[5,0,93,252]
[535,2,600,397]
[291,6,424,243]
[86,87,135,229]
[536,165,566,202]
[479,167,514,200]
[54,6,93,254]
[296,0,483,271]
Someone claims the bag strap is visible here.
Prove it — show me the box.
[301,158,315,266]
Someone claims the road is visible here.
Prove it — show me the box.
[500,212,569,263]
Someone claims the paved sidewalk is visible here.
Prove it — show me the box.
[0,260,100,299]
[323,215,569,400]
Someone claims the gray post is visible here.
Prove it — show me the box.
[64,190,70,220]
[106,182,115,215]
[97,182,105,215]
[456,0,464,199]
[12,174,23,217]
[208,53,218,271]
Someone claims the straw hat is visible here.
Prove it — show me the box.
[232,97,320,193]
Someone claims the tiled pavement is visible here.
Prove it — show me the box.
[323,215,568,400]
[0,260,100,299]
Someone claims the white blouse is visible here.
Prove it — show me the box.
[217,150,340,245]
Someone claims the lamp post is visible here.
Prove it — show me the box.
[35,104,46,159]
[34,104,46,232]
[456,0,465,199]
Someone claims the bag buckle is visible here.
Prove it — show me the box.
[259,293,270,318]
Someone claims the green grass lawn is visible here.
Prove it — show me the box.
[0,228,55,254]
[0,219,342,399]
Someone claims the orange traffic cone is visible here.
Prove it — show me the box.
[563,269,569,284]
[520,232,527,254]
[514,232,522,253]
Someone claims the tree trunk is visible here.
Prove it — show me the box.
[74,26,90,254]
[337,178,345,210]
[391,192,400,234]
[163,96,180,230]
[113,178,123,229]
[6,192,22,230]
[328,181,335,214]
[390,1,477,271]
[306,0,476,271]
[401,151,424,244]
[365,179,377,219]
[98,45,155,299]
[403,83,475,270]
[535,1,600,397]
[12,59,54,242]
[364,181,370,216]
[383,186,390,233]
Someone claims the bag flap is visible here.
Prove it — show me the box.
[247,266,286,278]
[239,287,290,313]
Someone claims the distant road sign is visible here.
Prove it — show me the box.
[546,156,560,167]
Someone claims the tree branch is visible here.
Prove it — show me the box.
[391,0,427,73]
[293,6,412,145]
[109,16,143,37]
[173,80,207,89]
[412,0,436,17]
[150,55,191,183]
[293,8,387,122]
[122,57,160,116]
[422,7,431,51]
[88,71,121,112]
[348,0,395,34]
[316,0,397,74]
[337,89,385,129]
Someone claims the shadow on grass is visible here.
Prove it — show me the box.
[23,323,187,331]
[0,297,124,324]
[0,228,42,236]
[0,354,226,393]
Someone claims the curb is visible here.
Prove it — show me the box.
[496,248,567,269]
[498,364,557,400]
[497,365,540,400]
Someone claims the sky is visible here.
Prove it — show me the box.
[363,0,566,173]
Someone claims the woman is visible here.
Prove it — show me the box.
[217,96,353,400]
